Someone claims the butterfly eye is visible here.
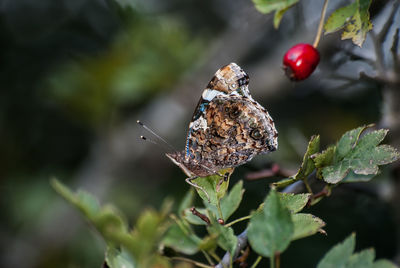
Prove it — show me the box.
[229,107,241,119]
[251,129,263,140]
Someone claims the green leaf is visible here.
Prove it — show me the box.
[296,135,320,179]
[51,179,100,217]
[105,247,135,268]
[192,168,233,205]
[324,3,357,34]
[341,0,373,47]
[324,0,373,46]
[347,249,375,268]
[313,146,336,179]
[322,128,400,184]
[279,193,311,213]
[95,204,129,237]
[373,260,398,268]
[198,234,218,251]
[206,180,245,221]
[52,179,172,267]
[341,171,375,183]
[252,0,299,28]
[318,234,399,268]
[292,213,326,240]
[162,222,201,255]
[336,126,368,161]
[207,217,238,256]
[272,135,320,188]
[317,233,356,268]
[178,189,195,215]
[247,189,294,257]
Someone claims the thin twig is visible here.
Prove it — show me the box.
[250,256,262,268]
[371,1,400,77]
[377,2,400,44]
[215,230,248,268]
[171,257,213,268]
[201,250,215,266]
[275,252,281,268]
[391,28,399,74]
[313,0,329,48]
[234,247,250,266]
[224,215,251,228]
[246,164,295,180]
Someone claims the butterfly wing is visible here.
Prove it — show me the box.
[185,63,251,158]
[186,93,278,171]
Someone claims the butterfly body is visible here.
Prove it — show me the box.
[166,63,278,179]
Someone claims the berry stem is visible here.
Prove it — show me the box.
[313,0,329,48]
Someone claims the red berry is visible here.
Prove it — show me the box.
[283,43,320,81]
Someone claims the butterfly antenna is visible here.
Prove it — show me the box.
[137,120,177,151]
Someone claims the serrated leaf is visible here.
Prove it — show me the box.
[105,247,135,268]
[341,0,373,47]
[206,180,244,221]
[252,0,299,28]
[347,249,375,268]
[341,171,375,183]
[322,128,400,184]
[336,126,369,161]
[292,213,326,240]
[192,168,233,205]
[313,146,336,179]
[162,222,201,255]
[314,146,336,169]
[248,189,294,257]
[297,135,320,179]
[317,233,356,268]
[324,3,357,34]
[279,193,311,213]
[207,217,238,256]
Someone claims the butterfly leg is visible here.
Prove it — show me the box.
[185,176,210,202]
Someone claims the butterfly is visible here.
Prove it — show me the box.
[165,63,278,197]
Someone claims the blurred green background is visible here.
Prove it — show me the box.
[0,0,399,267]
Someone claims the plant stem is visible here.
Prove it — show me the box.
[201,250,215,265]
[217,199,224,220]
[275,253,281,268]
[313,0,329,48]
[210,251,222,263]
[270,255,275,268]
[302,178,313,194]
[225,215,251,227]
[170,257,213,268]
[250,256,262,268]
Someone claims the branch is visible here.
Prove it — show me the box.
[377,1,400,44]
[391,28,399,74]
[371,1,400,76]
[214,181,304,267]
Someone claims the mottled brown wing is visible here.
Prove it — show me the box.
[186,94,278,171]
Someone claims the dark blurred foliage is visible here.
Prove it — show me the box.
[0,0,398,267]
